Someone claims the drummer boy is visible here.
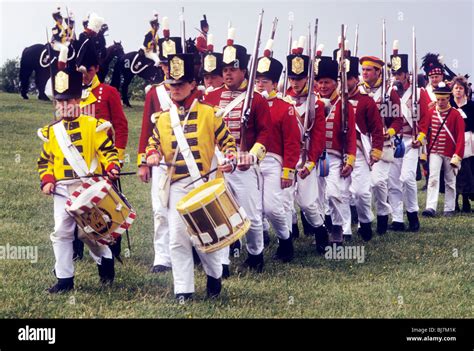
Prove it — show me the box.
[145,53,237,301]
[37,59,120,293]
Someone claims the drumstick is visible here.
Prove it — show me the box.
[184,167,219,188]
[51,190,68,198]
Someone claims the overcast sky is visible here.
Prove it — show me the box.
[1,0,473,76]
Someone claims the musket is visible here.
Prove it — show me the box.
[282,15,293,95]
[180,7,186,53]
[269,17,278,40]
[65,6,74,41]
[299,18,318,167]
[381,19,389,105]
[340,24,349,161]
[240,9,264,151]
[353,24,359,57]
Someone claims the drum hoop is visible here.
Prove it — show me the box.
[176,178,226,212]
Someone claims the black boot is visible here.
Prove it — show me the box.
[206,275,222,298]
[329,225,343,246]
[273,236,294,263]
[376,215,388,235]
[175,293,193,302]
[455,194,461,212]
[72,227,84,261]
[350,205,359,225]
[462,195,472,213]
[300,210,313,236]
[263,230,270,247]
[389,221,405,232]
[358,222,373,242]
[314,225,329,255]
[48,277,74,294]
[324,215,333,233]
[291,222,300,239]
[222,264,230,279]
[244,252,264,273]
[98,257,115,285]
[406,211,420,232]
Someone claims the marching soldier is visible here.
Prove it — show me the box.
[204,28,271,272]
[255,39,300,262]
[285,39,327,253]
[418,83,465,217]
[137,17,183,273]
[359,56,403,235]
[387,41,430,232]
[196,15,209,53]
[342,55,384,241]
[37,58,120,293]
[315,56,357,245]
[142,12,160,67]
[145,53,236,300]
[200,34,224,91]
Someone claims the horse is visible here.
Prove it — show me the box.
[110,51,163,107]
[111,38,199,107]
[19,40,123,101]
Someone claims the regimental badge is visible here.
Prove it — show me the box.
[314,58,321,75]
[223,46,236,64]
[291,56,304,75]
[170,56,185,80]
[257,57,271,73]
[55,71,69,93]
[204,54,217,73]
[162,39,176,58]
[392,56,401,72]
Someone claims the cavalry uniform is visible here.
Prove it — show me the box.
[419,84,465,216]
[315,56,357,245]
[255,45,300,262]
[146,53,236,298]
[50,8,70,67]
[143,13,160,67]
[204,29,271,271]
[196,15,209,53]
[37,63,120,293]
[359,56,403,234]
[387,44,430,232]
[342,56,384,241]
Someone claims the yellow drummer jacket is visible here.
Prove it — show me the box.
[146,93,237,182]
[37,115,120,184]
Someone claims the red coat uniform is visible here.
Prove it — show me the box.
[80,77,128,153]
[196,33,207,53]
[397,85,431,138]
[285,87,326,164]
[320,93,357,165]
[204,83,271,153]
[137,83,169,166]
[348,89,384,158]
[265,93,301,171]
[359,83,403,135]
[421,106,465,159]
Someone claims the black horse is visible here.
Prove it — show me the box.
[111,38,199,107]
[110,51,163,107]
[19,40,124,101]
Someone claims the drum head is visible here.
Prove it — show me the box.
[67,180,112,212]
[176,178,226,213]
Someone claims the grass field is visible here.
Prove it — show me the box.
[0,91,472,318]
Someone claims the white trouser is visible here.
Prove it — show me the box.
[260,156,290,240]
[426,153,457,212]
[295,166,324,228]
[151,166,171,267]
[168,178,223,294]
[144,50,160,66]
[51,183,112,279]
[282,185,297,230]
[371,158,392,216]
[52,42,69,61]
[325,155,351,227]
[388,137,420,222]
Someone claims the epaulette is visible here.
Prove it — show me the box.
[150,111,162,124]
[37,125,50,142]
[278,94,297,106]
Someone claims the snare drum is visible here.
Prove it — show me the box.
[65,177,136,245]
[176,178,250,253]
